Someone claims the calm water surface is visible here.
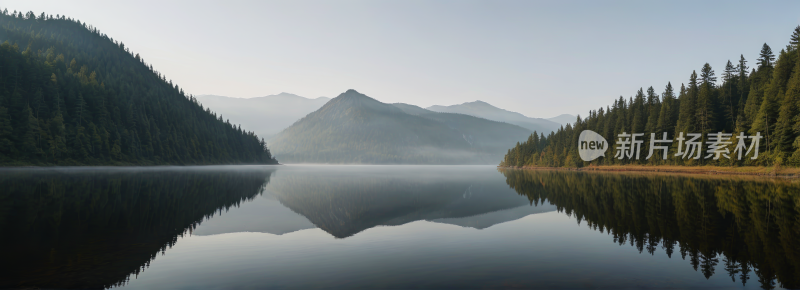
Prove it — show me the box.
[1,165,798,289]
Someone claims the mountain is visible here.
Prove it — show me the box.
[195,93,330,140]
[391,102,433,115]
[269,90,532,164]
[0,12,276,165]
[547,114,577,126]
[426,101,562,134]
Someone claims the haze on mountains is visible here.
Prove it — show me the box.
[195,93,330,140]
[426,101,569,133]
[269,90,532,164]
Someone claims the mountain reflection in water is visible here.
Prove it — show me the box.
[0,165,798,289]
[262,166,555,238]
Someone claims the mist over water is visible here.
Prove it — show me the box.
[1,165,797,289]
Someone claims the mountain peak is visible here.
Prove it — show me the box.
[276,92,302,97]
[459,100,496,108]
[333,89,373,101]
[317,90,402,115]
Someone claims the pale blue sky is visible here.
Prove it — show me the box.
[4,1,800,118]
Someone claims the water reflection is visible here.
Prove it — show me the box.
[0,166,275,289]
[262,166,555,238]
[0,165,548,289]
[500,169,800,289]
[4,165,797,289]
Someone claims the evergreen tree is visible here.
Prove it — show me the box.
[645,86,660,134]
[632,88,646,134]
[677,72,698,135]
[656,82,676,136]
[737,55,750,120]
[758,43,776,68]
[721,60,738,131]
[696,63,717,135]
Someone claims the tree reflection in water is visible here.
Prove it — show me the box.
[0,167,274,289]
[500,168,800,290]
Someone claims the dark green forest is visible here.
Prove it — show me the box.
[502,25,800,168]
[0,9,277,165]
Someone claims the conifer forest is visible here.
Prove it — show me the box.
[502,26,800,168]
[0,10,277,165]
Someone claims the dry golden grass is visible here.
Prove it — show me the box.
[500,164,800,178]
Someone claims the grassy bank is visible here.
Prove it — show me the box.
[500,164,800,178]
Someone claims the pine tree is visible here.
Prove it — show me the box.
[676,72,698,136]
[645,86,661,134]
[721,60,738,131]
[758,43,776,68]
[737,55,750,119]
[632,88,646,134]
[656,82,676,135]
[696,63,717,135]
[790,25,800,50]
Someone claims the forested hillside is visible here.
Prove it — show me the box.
[269,89,532,164]
[501,25,800,168]
[0,10,277,165]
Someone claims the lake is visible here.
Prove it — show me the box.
[1,165,798,289]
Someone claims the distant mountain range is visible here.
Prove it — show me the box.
[195,93,330,139]
[198,94,574,141]
[196,91,575,164]
[268,90,533,164]
[427,101,573,133]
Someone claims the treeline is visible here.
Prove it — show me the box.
[0,9,277,165]
[502,25,800,168]
[501,169,800,288]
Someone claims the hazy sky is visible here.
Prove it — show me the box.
[4,1,800,118]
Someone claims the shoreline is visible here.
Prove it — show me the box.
[498,165,800,178]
